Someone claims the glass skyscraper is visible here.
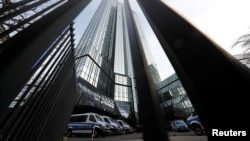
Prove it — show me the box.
[75,0,138,120]
[156,73,194,120]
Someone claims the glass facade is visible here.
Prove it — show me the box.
[75,0,137,119]
[156,73,194,120]
[131,11,161,85]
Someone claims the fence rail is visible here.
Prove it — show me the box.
[0,0,91,140]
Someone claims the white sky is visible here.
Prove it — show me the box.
[74,0,250,80]
[131,0,250,79]
[161,0,250,55]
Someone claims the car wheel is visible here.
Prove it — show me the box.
[101,132,107,137]
[92,128,99,138]
[67,129,72,137]
[193,125,204,135]
[173,127,178,132]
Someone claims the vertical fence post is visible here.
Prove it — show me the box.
[123,0,169,141]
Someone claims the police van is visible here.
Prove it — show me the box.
[102,116,123,134]
[116,119,134,133]
[186,113,205,135]
[66,112,110,137]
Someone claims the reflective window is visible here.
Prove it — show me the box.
[89,115,96,122]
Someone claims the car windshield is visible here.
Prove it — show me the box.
[123,121,130,126]
[107,118,114,124]
[112,119,119,124]
[175,120,186,125]
[95,115,103,122]
[104,118,110,123]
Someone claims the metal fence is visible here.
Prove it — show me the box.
[0,0,90,140]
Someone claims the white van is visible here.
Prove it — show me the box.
[66,112,110,137]
[186,114,205,135]
[102,116,123,134]
[116,119,134,133]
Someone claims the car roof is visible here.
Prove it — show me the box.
[170,119,185,122]
[71,112,99,116]
[102,115,110,118]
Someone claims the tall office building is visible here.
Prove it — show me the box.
[75,0,138,120]
[132,12,161,84]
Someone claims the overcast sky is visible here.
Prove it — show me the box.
[131,0,250,79]
[161,0,250,55]
[74,0,250,80]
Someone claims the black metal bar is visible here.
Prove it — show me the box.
[0,23,74,140]
[124,1,169,141]
[0,0,91,140]
[137,0,250,139]
[13,32,73,140]
[0,0,91,121]
[0,0,65,40]
[0,0,48,23]
[30,43,75,140]
[0,0,33,13]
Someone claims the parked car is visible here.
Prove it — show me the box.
[102,116,123,135]
[66,112,110,137]
[169,120,190,132]
[116,119,134,133]
[186,113,205,135]
[134,124,143,132]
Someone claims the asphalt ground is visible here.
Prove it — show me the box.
[66,130,208,141]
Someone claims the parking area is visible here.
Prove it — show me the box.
[65,131,207,141]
